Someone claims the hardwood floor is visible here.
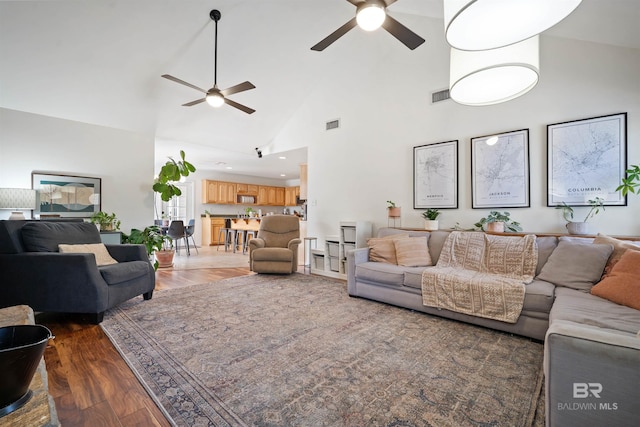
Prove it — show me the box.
[37,246,255,427]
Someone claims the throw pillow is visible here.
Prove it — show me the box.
[536,240,613,292]
[593,234,640,278]
[58,243,118,266]
[591,250,640,310]
[394,237,432,267]
[367,237,400,264]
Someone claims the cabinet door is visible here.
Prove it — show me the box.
[225,182,236,204]
[267,187,277,205]
[284,187,295,206]
[236,183,248,194]
[247,184,259,194]
[258,186,268,204]
[203,180,219,203]
[275,187,285,206]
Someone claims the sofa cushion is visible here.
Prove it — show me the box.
[536,240,613,292]
[21,221,101,252]
[403,267,431,289]
[59,243,118,266]
[551,287,640,335]
[535,236,558,275]
[590,250,640,310]
[99,260,150,285]
[523,279,555,313]
[367,237,399,264]
[252,247,293,262]
[355,262,405,287]
[593,234,640,278]
[394,236,432,267]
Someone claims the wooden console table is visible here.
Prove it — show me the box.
[0,305,59,427]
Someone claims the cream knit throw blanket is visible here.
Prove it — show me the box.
[422,232,538,323]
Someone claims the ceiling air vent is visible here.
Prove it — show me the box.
[325,119,340,131]
[431,89,450,104]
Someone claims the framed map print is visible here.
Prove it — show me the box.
[471,129,530,209]
[414,140,458,209]
[547,113,627,206]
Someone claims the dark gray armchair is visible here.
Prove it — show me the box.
[0,220,155,323]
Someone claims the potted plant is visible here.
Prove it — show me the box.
[153,150,196,202]
[387,200,401,218]
[422,208,441,231]
[556,197,605,235]
[616,164,640,196]
[474,211,522,233]
[90,211,121,231]
[124,225,174,270]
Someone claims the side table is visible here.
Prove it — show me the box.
[0,305,59,426]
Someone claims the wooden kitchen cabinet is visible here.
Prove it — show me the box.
[275,187,285,206]
[202,217,227,246]
[285,186,299,206]
[237,183,258,194]
[202,180,236,204]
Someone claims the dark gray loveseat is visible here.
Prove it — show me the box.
[0,220,155,323]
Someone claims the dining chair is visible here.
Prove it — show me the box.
[185,219,198,254]
[167,220,190,255]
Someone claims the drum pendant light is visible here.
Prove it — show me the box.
[449,36,539,106]
[444,0,582,51]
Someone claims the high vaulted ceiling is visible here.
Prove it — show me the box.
[1,0,639,179]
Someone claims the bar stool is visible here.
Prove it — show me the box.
[242,230,256,254]
[217,227,237,252]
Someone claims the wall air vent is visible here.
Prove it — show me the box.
[325,119,340,131]
[431,89,450,103]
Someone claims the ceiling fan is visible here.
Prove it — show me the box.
[161,9,256,114]
[311,0,425,51]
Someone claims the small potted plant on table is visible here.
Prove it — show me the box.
[556,197,605,235]
[387,200,401,218]
[474,211,522,233]
[422,208,441,231]
[90,211,121,231]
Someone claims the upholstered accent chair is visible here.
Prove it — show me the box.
[249,215,301,274]
[0,220,155,323]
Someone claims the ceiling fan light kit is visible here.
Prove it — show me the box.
[356,0,386,31]
[449,36,539,106]
[161,9,256,114]
[311,0,425,51]
[444,0,583,51]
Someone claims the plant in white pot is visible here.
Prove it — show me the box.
[422,208,441,230]
[556,197,605,235]
[474,211,522,233]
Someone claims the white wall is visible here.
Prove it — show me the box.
[0,108,155,231]
[270,25,640,244]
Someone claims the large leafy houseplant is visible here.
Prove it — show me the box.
[124,225,173,270]
[153,150,196,202]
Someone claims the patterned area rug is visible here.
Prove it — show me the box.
[101,273,544,426]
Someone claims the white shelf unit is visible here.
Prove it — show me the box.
[311,221,372,279]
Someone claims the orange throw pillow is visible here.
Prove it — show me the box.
[593,233,640,277]
[591,250,640,310]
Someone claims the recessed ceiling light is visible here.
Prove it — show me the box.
[279,156,286,160]
[280,174,286,177]
[215,161,227,166]
[226,166,233,170]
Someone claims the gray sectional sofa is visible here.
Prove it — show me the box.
[346,228,640,427]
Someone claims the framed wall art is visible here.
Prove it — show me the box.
[413,140,458,209]
[32,172,101,217]
[547,112,627,206]
[471,129,530,209]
